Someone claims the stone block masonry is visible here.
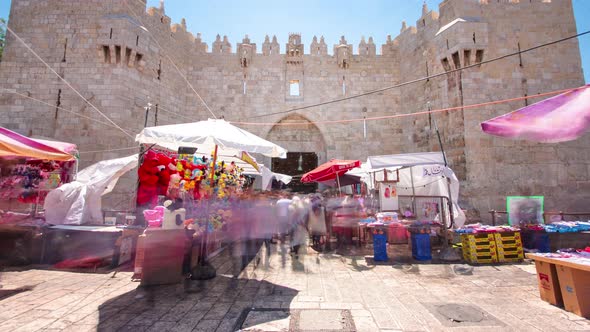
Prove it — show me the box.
[0,0,587,221]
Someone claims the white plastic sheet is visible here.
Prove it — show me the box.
[44,154,138,225]
[259,165,292,191]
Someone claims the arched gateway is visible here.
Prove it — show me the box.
[266,114,326,193]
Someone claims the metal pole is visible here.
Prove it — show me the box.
[430,103,455,255]
[200,144,218,266]
[429,103,448,167]
[409,167,417,215]
[143,103,152,128]
[336,173,341,195]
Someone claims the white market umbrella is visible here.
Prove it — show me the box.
[135,118,287,158]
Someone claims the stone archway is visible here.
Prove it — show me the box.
[265,114,327,192]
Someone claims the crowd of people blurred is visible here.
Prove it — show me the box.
[222,190,370,271]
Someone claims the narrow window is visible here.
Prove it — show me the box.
[136,35,139,46]
[115,45,121,64]
[55,89,62,119]
[289,80,300,96]
[342,76,346,95]
[62,38,68,62]
[451,51,460,69]
[475,49,484,64]
[134,53,143,67]
[109,28,113,39]
[441,58,451,72]
[125,47,132,66]
[102,45,111,63]
[464,50,471,67]
[157,60,161,80]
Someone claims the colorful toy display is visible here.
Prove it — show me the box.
[137,147,246,232]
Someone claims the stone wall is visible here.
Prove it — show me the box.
[0,0,587,221]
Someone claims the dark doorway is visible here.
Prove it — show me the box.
[272,152,318,193]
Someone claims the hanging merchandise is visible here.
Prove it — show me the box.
[136,146,249,234]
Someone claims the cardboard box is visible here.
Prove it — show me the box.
[534,260,563,307]
[556,264,590,318]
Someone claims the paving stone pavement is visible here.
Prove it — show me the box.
[1,242,590,332]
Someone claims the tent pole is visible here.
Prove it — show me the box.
[336,173,341,195]
[202,144,218,265]
[209,145,219,187]
[410,167,416,215]
[192,144,218,279]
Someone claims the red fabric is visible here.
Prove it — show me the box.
[54,256,106,269]
[137,150,160,205]
[301,159,361,183]
[157,154,173,196]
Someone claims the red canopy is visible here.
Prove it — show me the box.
[301,159,361,183]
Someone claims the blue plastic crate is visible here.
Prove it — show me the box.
[411,233,432,261]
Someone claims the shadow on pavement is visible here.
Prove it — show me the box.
[97,240,298,331]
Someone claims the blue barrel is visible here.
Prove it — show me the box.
[411,233,432,261]
[534,232,551,253]
[373,227,388,262]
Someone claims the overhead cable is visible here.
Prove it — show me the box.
[0,22,136,139]
[245,30,590,119]
[124,0,218,119]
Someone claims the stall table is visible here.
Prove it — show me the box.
[522,230,590,252]
[43,225,142,269]
[527,253,590,318]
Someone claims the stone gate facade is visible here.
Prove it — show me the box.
[0,0,588,221]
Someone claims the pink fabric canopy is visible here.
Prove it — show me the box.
[481,84,590,143]
[0,127,76,161]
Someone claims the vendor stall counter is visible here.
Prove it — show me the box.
[42,225,142,270]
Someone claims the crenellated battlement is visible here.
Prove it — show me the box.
[117,0,559,60]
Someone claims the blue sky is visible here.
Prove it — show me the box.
[1,0,589,82]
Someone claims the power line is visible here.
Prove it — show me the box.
[230,86,574,126]
[0,22,136,139]
[78,146,138,154]
[117,95,199,123]
[245,29,590,120]
[124,0,218,119]
[0,88,124,130]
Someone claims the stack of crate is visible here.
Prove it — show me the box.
[461,233,498,263]
[494,231,524,262]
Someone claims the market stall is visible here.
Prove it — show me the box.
[349,152,466,261]
[0,127,77,265]
[134,118,287,282]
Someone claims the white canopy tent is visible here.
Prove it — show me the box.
[135,118,287,159]
[350,152,466,228]
[136,118,288,192]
